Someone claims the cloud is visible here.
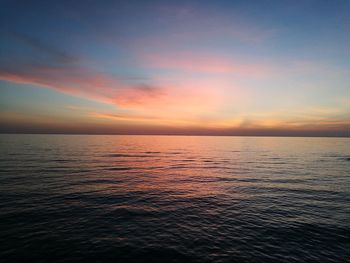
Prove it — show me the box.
[0,32,172,109]
[9,32,76,64]
[2,109,350,136]
[0,33,224,120]
[0,62,222,117]
[88,112,192,126]
[0,64,167,109]
[0,31,225,115]
[144,52,274,77]
[0,31,78,69]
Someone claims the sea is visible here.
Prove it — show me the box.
[0,135,349,262]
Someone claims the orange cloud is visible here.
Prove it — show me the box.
[89,112,199,127]
[2,109,350,136]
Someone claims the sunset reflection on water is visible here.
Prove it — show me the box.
[1,135,350,262]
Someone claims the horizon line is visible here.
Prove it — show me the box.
[1,132,350,138]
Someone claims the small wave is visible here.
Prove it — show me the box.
[85,179,117,184]
[104,153,153,158]
[166,165,190,169]
[0,159,14,162]
[105,167,135,171]
[51,159,73,162]
[106,207,166,219]
[333,156,350,161]
[323,154,350,161]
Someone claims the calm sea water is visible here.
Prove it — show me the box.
[0,135,349,262]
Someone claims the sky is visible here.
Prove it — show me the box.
[1,0,350,136]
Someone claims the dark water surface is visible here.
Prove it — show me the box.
[0,135,349,262]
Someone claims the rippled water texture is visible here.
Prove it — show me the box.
[0,135,349,262]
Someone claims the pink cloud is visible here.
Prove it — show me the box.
[0,65,166,108]
[0,63,222,117]
[144,52,274,77]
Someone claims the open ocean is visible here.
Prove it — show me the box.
[0,135,349,262]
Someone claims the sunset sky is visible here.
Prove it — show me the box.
[1,0,350,136]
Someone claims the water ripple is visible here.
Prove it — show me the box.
[0,135,349,263]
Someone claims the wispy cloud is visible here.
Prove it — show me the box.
[0,31,78,68]
[144,52,273,76]
[9,32,77,64]
[0,64,166,108]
